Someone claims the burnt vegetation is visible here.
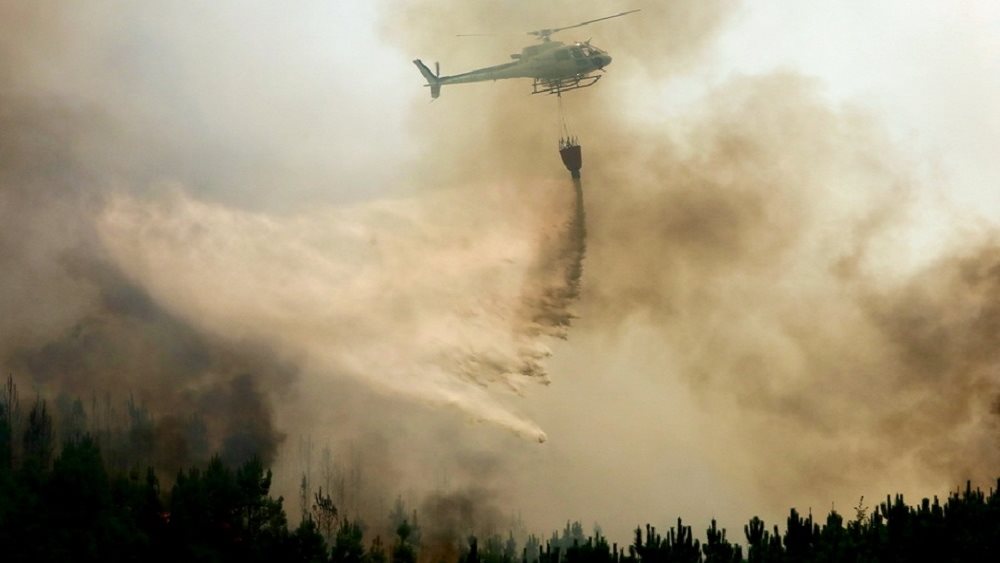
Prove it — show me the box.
[1,375,999,563]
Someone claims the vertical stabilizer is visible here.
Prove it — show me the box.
[413,59,442,99]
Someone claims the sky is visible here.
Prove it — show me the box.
[2,0,999,547]
[679,1,1000,213]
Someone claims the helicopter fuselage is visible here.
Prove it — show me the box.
[444,41,611,83]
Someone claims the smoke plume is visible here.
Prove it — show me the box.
[419,487,507,563]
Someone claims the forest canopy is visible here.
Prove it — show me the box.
[1,376,998,563]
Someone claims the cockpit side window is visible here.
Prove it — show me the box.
[570,47,584,59]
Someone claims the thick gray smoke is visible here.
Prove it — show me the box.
[0,94,291,467]
[574,72,1000,499]
[419,487,507,563]
[3,0,999,545]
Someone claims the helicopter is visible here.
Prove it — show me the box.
[413,9,639,99]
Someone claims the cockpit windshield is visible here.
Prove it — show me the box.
[574,43,605,57]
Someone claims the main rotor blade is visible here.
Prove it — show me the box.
[528,9,640,39]
[456,31,524,37]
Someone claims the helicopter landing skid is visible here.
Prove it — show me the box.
[532,74,602,96]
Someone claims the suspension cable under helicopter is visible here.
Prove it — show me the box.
[557,93,572,145]
[555,93,583,178]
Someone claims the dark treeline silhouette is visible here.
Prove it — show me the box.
[2,375,1000,562]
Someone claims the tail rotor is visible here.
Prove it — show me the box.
[413,59,442,99]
